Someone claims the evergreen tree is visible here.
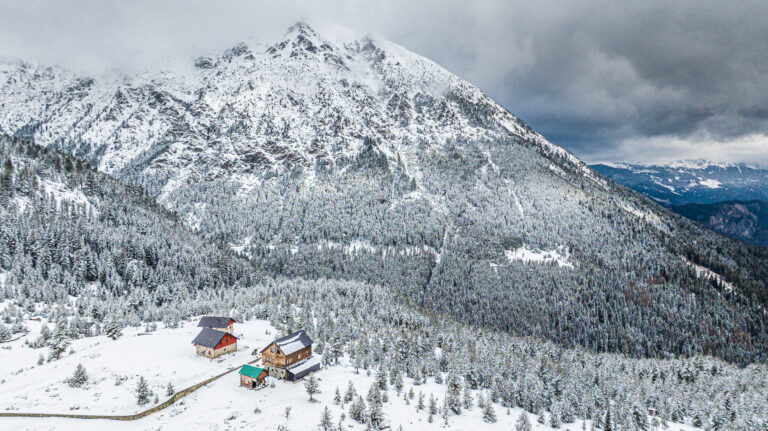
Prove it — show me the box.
[304,375,320,402]
[482,401,497,423]
[462,385,474,410]
[633,404,649,430]
[136,376,151,406]
[318,406,334,431]
[375,366,388,391]
[350,396,367,423]
[368,396,385,430]
[105,316,123,340]
[604,408,613,431]
[47,324,70,361]
[344,380,356,403]
[428,394,438,415]
[334,387,342,404]
[441,396,450,426]
[166,382,175,396]
[66,364,88,388]
[516,411,532,431]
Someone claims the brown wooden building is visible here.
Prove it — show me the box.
[260,330,316,380]
[239,364,269,389]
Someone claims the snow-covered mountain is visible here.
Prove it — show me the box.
[0,22,596,196]
[1,23,767,364]
[591,160,768,205]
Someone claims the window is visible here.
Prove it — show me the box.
[270,346,275,353]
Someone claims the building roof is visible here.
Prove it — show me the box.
[197,316,235,328]
[192,328,237,349]
[261,329,313,355]
[239,364,265,379]
[287,354,322,375]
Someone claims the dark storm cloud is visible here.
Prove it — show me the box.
[0,0,766,164]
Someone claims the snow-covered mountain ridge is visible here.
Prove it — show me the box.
[0,22,598,199]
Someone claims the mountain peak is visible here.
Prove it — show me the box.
[285,21,318,37]
[267,21,335,59]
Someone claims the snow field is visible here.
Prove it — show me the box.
[0,317,702,431]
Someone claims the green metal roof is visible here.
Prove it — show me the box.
[239,364,265,379]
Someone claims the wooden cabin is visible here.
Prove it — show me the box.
[239,364,269,389]
[260,330,317,380]
[192,327,238,358]
[197,316,236,334]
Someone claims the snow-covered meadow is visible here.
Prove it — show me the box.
[0,316,702,431]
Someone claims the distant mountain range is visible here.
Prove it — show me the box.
[592,161,768,247]
[591,161,768,206]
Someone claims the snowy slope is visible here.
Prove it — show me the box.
[0,315,701,431]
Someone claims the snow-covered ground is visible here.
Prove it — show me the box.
[683,257,735,292]
[504,245,574,269]
[0,318,273,416]
[0,317,701,431]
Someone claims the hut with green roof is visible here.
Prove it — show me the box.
[239,364,268,389]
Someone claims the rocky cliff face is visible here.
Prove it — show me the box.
[673,200,768,247]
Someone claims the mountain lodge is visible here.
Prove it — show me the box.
[192,316,238,358]
[260,329,321,381]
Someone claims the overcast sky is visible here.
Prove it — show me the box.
[1,0,767,166]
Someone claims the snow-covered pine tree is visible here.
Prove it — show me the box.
[375,366,388,391]
[334,387,341,404]
[516,411,532,431]
[417,391,424,410]
[166,382,175,396]
[318,406,333,431]
[446,373,462,414]
[482,401,497,423]
[136,376,151,406]
[350,396,367,423]
[66,364,88,388]
[632,404,649,430]
[441,396,450,426]
[428,394,437,415]
[304,375,320,402]
[47,323,70,361]
[105,316,122,340]
[462,385,474,410]
[550,404,562,428]
[344,380,356,403]
[604,408,613,431]
[368,395,385,430]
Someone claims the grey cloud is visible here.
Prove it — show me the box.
[0,0,766,163]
